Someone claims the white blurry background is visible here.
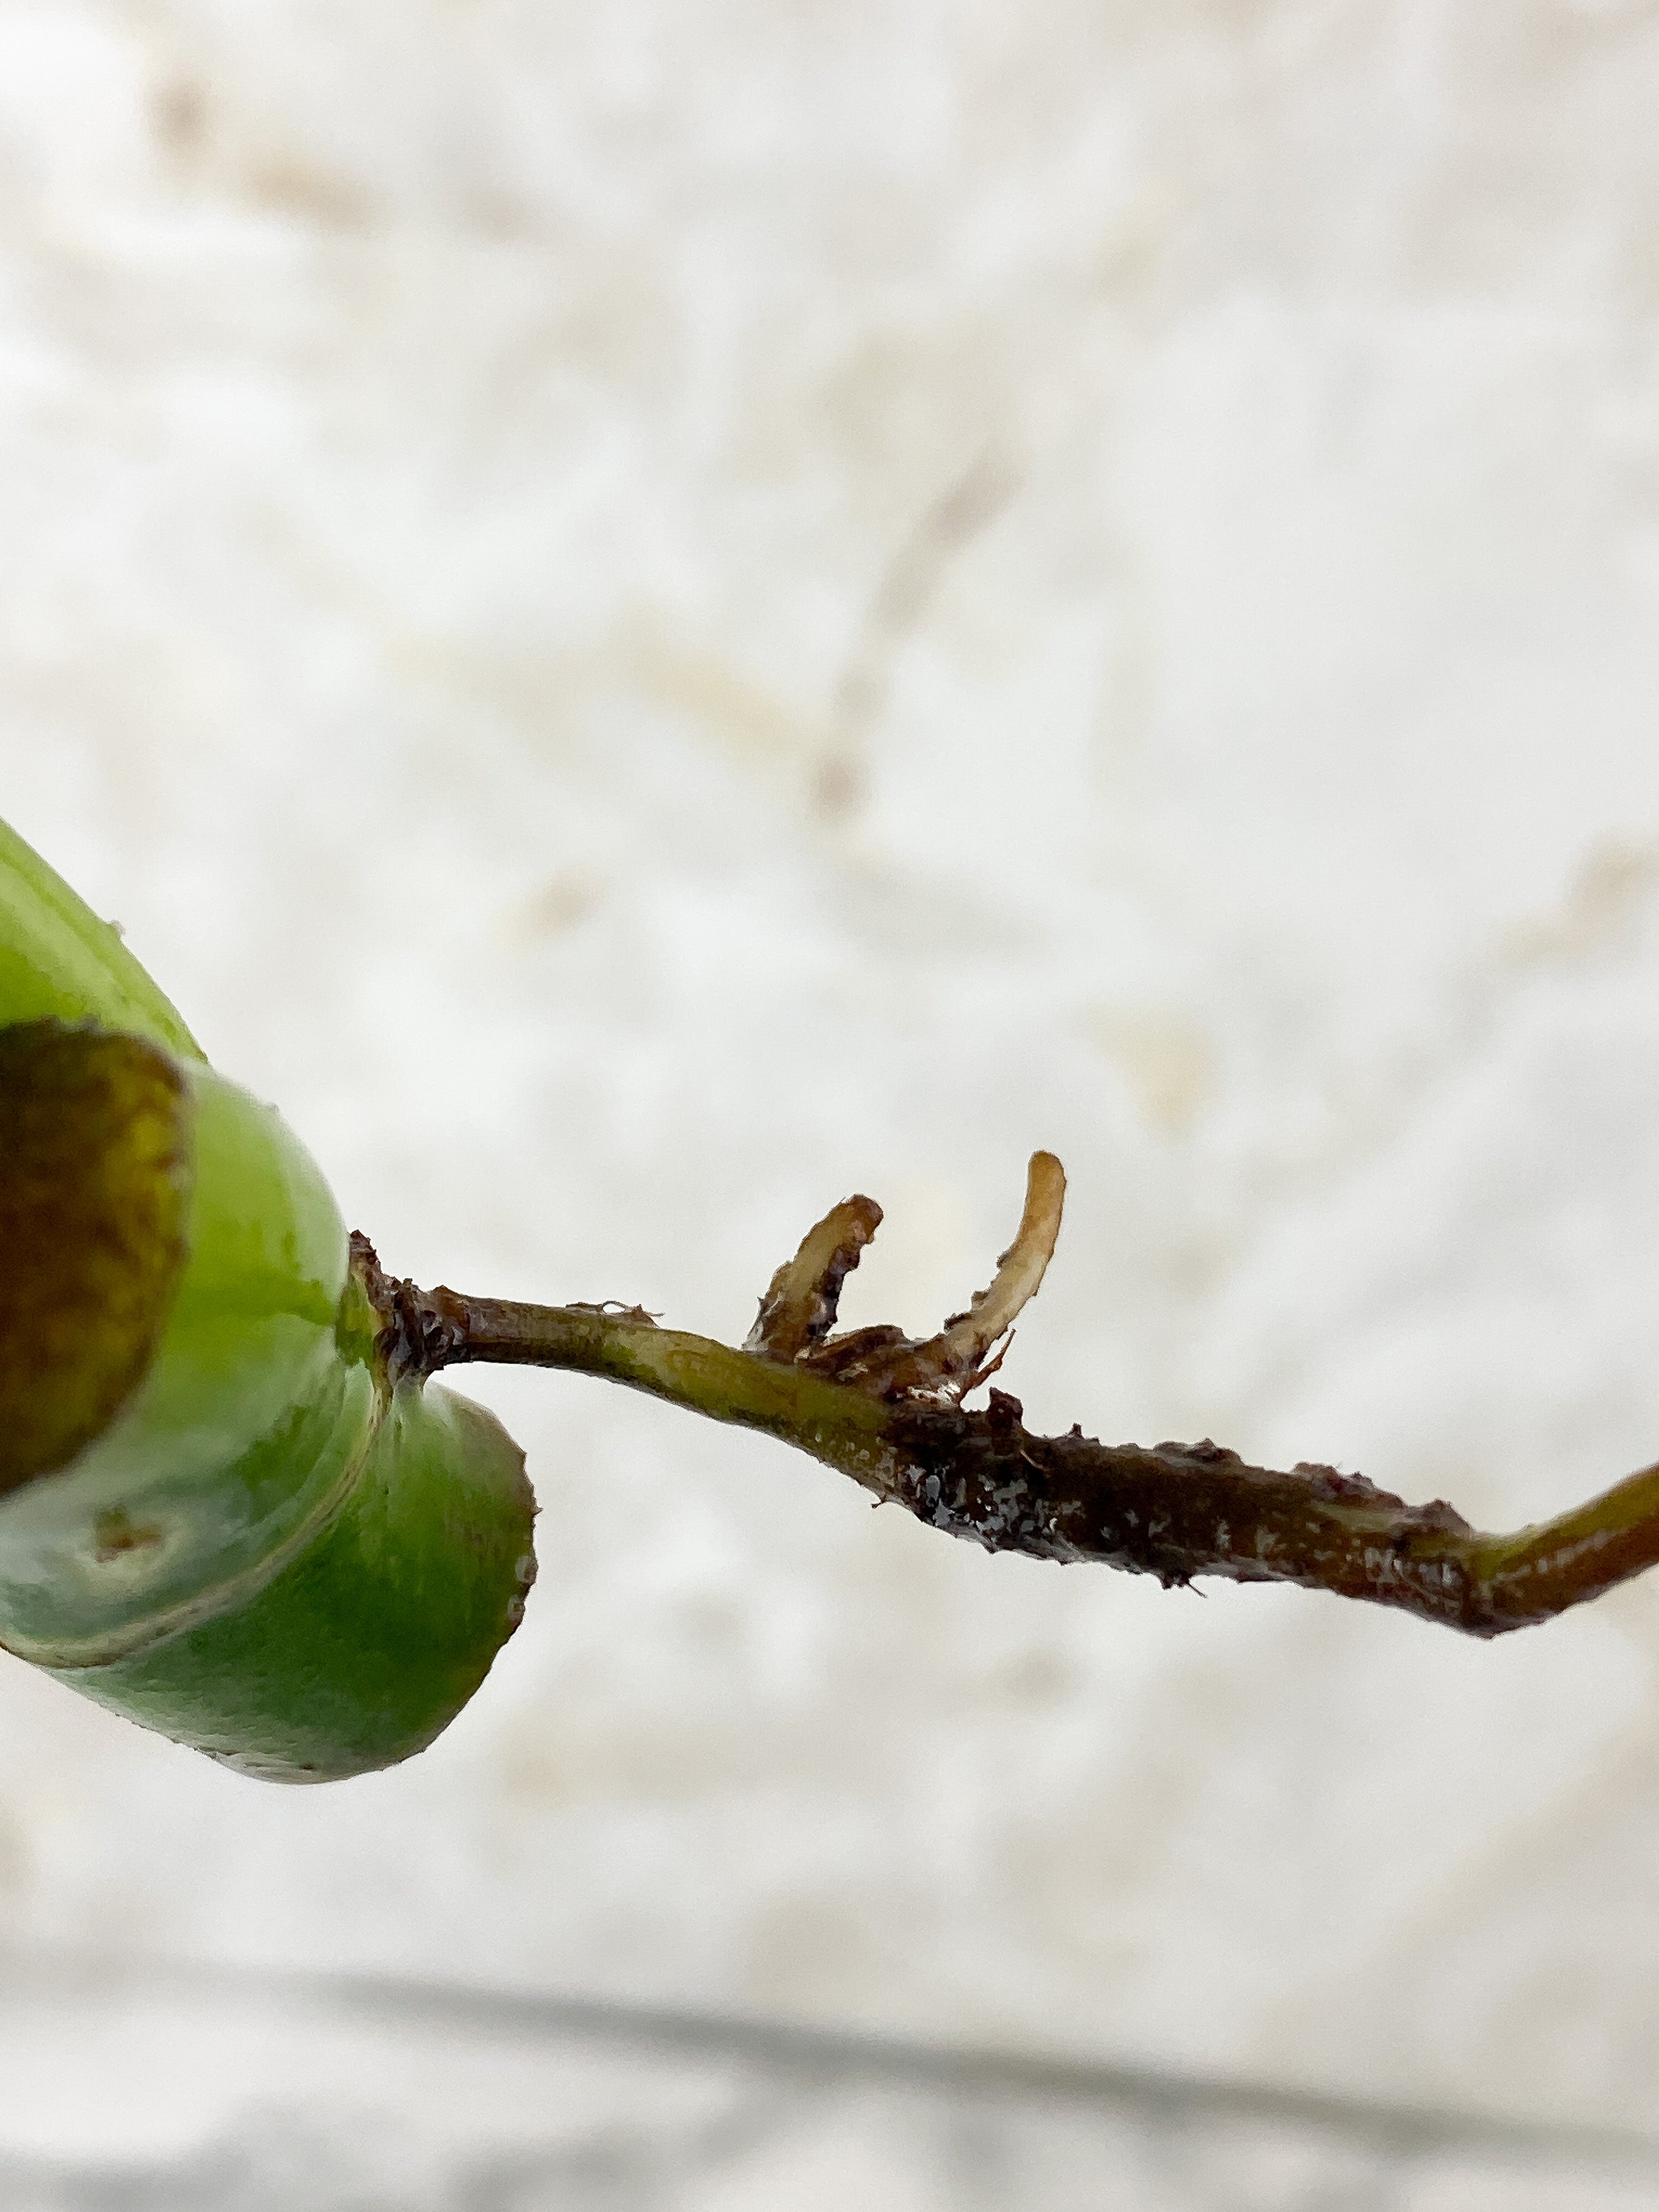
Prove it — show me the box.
[4,0,1659,2193]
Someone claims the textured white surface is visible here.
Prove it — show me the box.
[4,0,1659,2154]
[0,1965,1652,2212]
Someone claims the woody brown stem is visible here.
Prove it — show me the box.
[350,1156,1659,1639]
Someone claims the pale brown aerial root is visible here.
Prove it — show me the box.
[350,1153,1659,1638]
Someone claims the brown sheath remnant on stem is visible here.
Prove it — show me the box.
[351,1153,1659,1639]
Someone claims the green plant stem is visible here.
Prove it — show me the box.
[353,1158,1659,1642]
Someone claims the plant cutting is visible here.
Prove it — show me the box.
[5,812,1659,1784]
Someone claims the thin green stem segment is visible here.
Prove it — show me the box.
[361,1155,1659,1641]
[1472,1461,1659,1627]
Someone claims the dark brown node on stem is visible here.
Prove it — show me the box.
[347,1232,473,1386]
[878,1390,1498,1630]
[0,1020,192,1493]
